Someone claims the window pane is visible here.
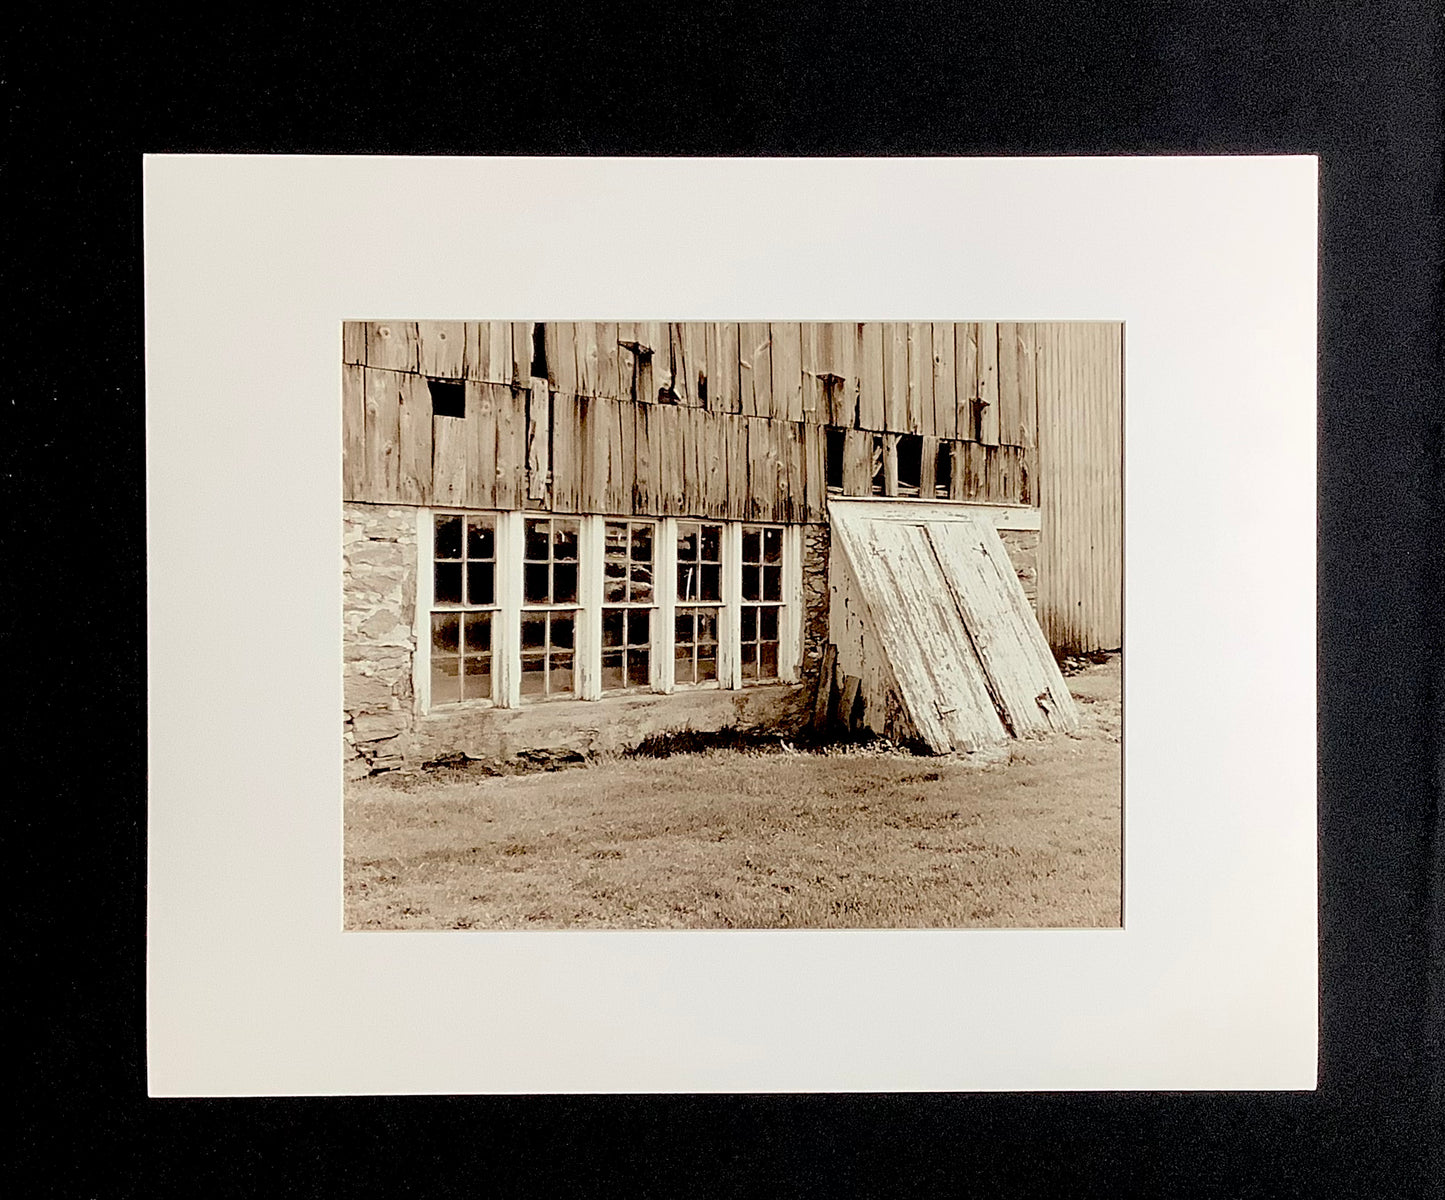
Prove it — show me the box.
[741,565,760,601]
[431,611,460,654]
[628,608,650,646]
[524,563,550,604]
[431,656,461,705]
[675,610,695,645]
[677,523,698,562]
[435,515,463,559]
[697,647,717,682]
[551,614,575,650]
[741,643,757,676]
[553,520,579,561]
[631,523,653,562]
[601,651,624,691]
[741,606,756,640]
[604,559,626,604]
[760,643,779,678]
[435,562,463,605]
[551,653,574,694]
[675,646,695,683]
[701,564,721,602]
[524,519,551,561]
[742,528,760,564]
[677,563,698,601]
[467,561,494,606]
[700,524,721,562]
[466,519,494,560]
[462,654,492,701]
[631,578,654,606]
[520,654,546,696]
[605,522,628,559]
[627,648,650,688]
[463,611,492,652]
[763,527,783,563]
[552,562,577,605]
[763,565,782,602]
[759,606,779,641]
[602,609,624,649]
[521,615,546,651]
[697,611,718,645]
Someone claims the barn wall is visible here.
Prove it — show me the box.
[342,321,1052,518]
[1036,322,1123,653]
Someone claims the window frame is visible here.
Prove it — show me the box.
[671,518,726,690]
[600,517,660,695]
[519,514,583,703]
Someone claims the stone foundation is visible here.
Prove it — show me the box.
[800,522,830,680]
[342,503,418,779]
[999,529,1039,610]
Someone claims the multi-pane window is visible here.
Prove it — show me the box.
[430,513,496,704]
[521,517,579,698]
[602,520,655,691]
[674,521,722,685]
[740,524,784,683]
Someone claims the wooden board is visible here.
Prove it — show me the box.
[342,321,367,366]
[956,322,980,440]
[841,428,872,495]
[740,323,773,417]
[493,384,525,509]
[926,519,1079,735]
[856,322,885,430]
[418,321,466,379]
[632,401,656,515]
[465,381,499,509]
[996,321,1021,447]
[397,371,432,504]
[431,407,468,507]
[468,321,512,384]
[882,323,909,431]
[908,322,935,435]
[578,394,608,512]
[977,320,1000,444]
[367,321,418,373]
[341,363,365,499]
[725,414,749,520]
[802,421,825,521]
[550,391,580,513]
[770,322,804,421]
[545,323,576,394]
[932,321,957,440]
[363,368,401,501]
[1016,322,1038,449]
[711,322,741,412]
[511,322,533,383]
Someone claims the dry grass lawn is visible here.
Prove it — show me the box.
[345,656,1121,930]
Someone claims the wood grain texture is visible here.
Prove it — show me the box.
[997,321,1021,446]
[977,321,1000,445]
[397,371,433,504]
[367,321,419,372]
[770,322,804,422]
[740,323,773,418]
[418,321,466,380]
[343,321,367,366]
[857,322,885,431]
[932,322,957,440]
[882,323,908,432]
[908,322,934,435]
[342,363,365,499]
[465,381,499,509]
[431,408,468,507]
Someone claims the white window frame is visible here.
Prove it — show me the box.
[599,516,662,695]
[415,511,803,712]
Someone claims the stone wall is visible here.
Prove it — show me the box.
[799,523,830,683]
[343,503,419,779]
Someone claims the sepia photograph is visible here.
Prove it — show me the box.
[342,318,1123,930]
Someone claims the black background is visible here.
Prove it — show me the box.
[10,3,1441,1196]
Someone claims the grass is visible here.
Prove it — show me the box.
[344,655,1121,930]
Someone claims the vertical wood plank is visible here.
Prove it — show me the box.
[856,321,885,430]
[882,322,909,431]
[642,321,669,399]
[802,421,824,521]
[619,397,638,514]
[572,321,598,396]
[464,382,498,509]
[770,322,804,422]
[579,394,607,513]
[919,434,939,498]
[545,323,575,394]
[947,441,967,501]
[524,379,550,501]
[932,321,957,440]
[997,321,1021,446]
[342,321,367,366]
[418,321,467,379]
[830,322,858,427]
[479,322,512,385]
[494,384,525,509]
[397,371,433,504]
[800,323,822,418]
[957,322,980,440]
[740,322,773,417]
[978,320,1000,444]
[908,322,935,435]
[615,321,636,400]
[511,322,533,384]
[552,392,580,513]
[726,414,749,520]
[882,432,900,496]
[431,410,468,507]
[712,322,741,412]
[341,363,365,500]
[593,322,619,400]
[367,321,419,372]
[842,428,871,495]
[682,322,710,406]
[1017,322,1038,449]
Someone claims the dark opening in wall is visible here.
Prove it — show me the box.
[896,435,922,497]
[825,428,845,493]
[870,434,886,495]
[935,441,953,498]
[428,378,466,418]
[531,323,547,378]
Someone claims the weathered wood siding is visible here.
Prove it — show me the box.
[1035,322,1123,654]
[341,320,1111,519]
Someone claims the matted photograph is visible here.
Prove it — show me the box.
[342,318,1122,930]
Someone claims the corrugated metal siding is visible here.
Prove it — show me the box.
[1035,322,1123,654]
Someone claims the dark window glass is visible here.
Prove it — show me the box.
[742,565,759,601]
[627,649,650,688]
[697,612,718,645]
[629,608,649,646]
[553,562,578,604]
[435,562,463,605]
[554,521,579,560]
[763,566,782,602]
[675,611,694,644]
[602,609,624,649]
[525,519,550,561]
[466,520,494,560]
[697,650,717,682]
[462,655,491,701]
[551,615,574,650]
[759,606,779,641]
[463,611,492,652]
[741,607,756,641]
[435,515,463,559]
[763,527,783,563]
[700,525,721,562]
[551,654,574,694]
[760,644,779,679]
[521,615,546,651]
[677,525,698,561]
[601,653,624,692]
[432,612,460,655]
[467,561,494,606]
[701,564,721,602]
[523,563,549,604]
[742,528,760,563]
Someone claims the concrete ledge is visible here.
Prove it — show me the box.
[413,683,811,764]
